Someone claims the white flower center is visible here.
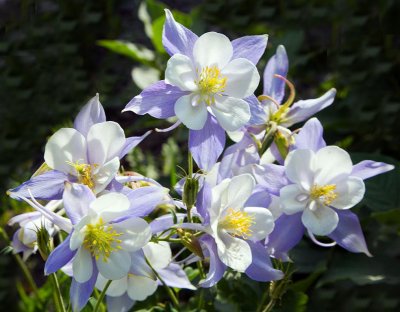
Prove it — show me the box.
[195,66,227,105]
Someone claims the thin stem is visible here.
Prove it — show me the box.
[94,280,112,312]
[187,151,194,223]
[49,273,66,312]
[262,298,276,312]
[156,237,182,243]
[0,229,40,298]
[257,284,270,312]
[259,122,277,156]
[145,256,180,309]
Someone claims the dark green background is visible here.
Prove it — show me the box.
[0,0,399,311]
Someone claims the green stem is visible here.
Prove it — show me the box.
[49,273,66,312]
[94,280,112,312]
[0,229,40,299]
[145,256,179,309]
[156,237,182,243]
[259,122,277,156]
[262,298,276,312]
[257,284,270,312]
[187,151,194,223]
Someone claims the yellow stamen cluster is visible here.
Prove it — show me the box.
[310,184,338,206]
[195,66,227,105]
[67,161,97,189]
[83,218,122,261]
[219,208,255,238]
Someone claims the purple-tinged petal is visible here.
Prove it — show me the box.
[155,120,181,133]
[244,95,268,125]
[63,183,95,225]
[189,114,226,171]
[220,133,259,179]
[245,241,284,282]
[125,186,168,217]
[162,9,198,58]
[19,193,73,233]
[283,88,336,127]
[8,170,68,201]
[158,263,196,290]
[150,213,186,234]
[70,261,98,312]
[73,94,106,137]
[45,235,76,275]
[252,163,289,196]
[12,230,29,253]
[105,179,132,196]
[199,235,226,288]
[107,294,135,312]
[292,117,326,152]
[351,160,394,180]
[8,211,41,226]
[245,185,272,208]
[232,35,268,65]
[269,142,285,165]
[123,80,187,119]
[329,210,372,256]
[263,45,288,103]
[119,130,152,159]
[197,182,212,224]
[266,213,304,261]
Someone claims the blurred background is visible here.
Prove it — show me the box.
[0,0,399,311]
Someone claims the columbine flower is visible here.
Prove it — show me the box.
[280,146,366,236]
[8,94,150,200]
[124,9,267,170]
[8,202,60,260]
[254,118,394,259]
[35,184,153,312]
[96,241,195,312]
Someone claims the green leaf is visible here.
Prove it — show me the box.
[372,209,400,233]
[97,40,155,65]
[274,290,308,312]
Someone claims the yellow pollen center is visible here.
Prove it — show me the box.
[219,208,255,238]
[83,218,122,261]
[67,161,97,189]
[310,184,338,206]
[195,66,227,105]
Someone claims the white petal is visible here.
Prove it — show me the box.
[210,179,231,223]
[127,274,157,301]
[302,204,338,236]
[268,194,283,220]
[332,176,365,209]
[222,58,260,98]
[93,157,120,194]
[44,128,87,174]
[73,247,93,283]
[113,218,152,252]
[90,193,130,223]
[70,215,92,250]
[143,242,171,270]
[280,184,307,215]
[174,95,208,130]
[285,149,315,190]
[87,121,126,165]
[244,207,274,241]
[226,174,255,209]
[193,32,233,69]
[211,96,250,131]
[96,250,131,280]
[314,146,353,185]
[216,231,252,272]
[96,274,127,297]
[165,54,197,91]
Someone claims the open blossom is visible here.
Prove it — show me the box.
[253,118,395,259]
[8,94,150,201]
[281,146,365,236]
[36,184,153,312]
[124,9,268,171]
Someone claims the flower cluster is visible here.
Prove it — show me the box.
[6,9,394,312]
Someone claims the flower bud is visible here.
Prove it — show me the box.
[36,226,53,261]
[177,228,203,258]
[182,177,199,209]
